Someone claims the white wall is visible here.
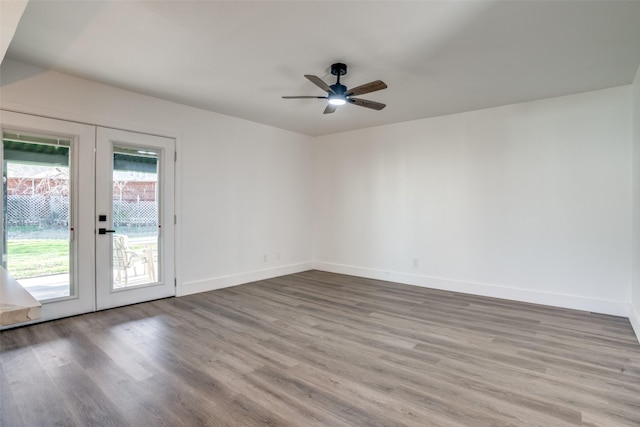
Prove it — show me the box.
[0,59,313,295]
[631,65,640,340]
[313,86,633,316]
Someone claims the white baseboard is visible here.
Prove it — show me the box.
[177,262,313,296]
[629,304,640,344]
[312,261,630,317]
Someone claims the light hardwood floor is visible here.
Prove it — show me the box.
[2,270,639,426]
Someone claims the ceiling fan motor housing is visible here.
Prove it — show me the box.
[330,84,348,95]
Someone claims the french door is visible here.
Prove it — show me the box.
[95,127,175,310]
[0,111,175,323]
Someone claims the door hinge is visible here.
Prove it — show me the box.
[174,215,177,224]
[174,151,177,162]
[174,278,177,288]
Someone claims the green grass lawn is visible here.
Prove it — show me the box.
[7,239,69,279]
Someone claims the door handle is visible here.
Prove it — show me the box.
[98,228,116,235]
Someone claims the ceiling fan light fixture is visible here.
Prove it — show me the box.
[328,95,346,106]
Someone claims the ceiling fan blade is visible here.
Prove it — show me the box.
[349,98,386,110]
[282,96,327,99]
[323,104,337,114]
[346,80,387,96]
[304,75,335,94]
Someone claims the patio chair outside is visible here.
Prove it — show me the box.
[112,234,146,286]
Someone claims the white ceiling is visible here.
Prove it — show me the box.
[5,1,640,136]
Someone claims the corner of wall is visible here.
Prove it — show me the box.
[630,304,640,344]
[631,63,640,343]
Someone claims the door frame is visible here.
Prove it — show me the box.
[0,110,178,326]
[0,110,96,322]
[95,126,176,310]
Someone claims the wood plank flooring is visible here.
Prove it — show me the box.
[2,270,639,426]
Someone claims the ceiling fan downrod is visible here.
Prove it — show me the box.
[330,63,348,94]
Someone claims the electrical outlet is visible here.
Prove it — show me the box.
[263,254,268,262]
[277,252,281,260]
[412,258,419,268]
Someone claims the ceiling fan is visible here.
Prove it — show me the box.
[282,63,387,114]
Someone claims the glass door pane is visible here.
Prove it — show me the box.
[112,146,159,289]
[2,131,73,301]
